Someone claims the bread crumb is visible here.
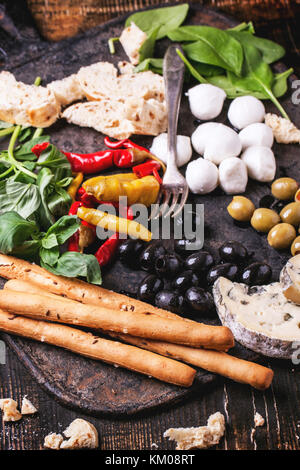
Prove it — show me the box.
[0,398,22,422]
[254,412,265,427]
[119,22,147,65]
[44,433,64,450]
[164,412,225,450]
[21,396,38,415]
[60,418,99,449]
[265,113,300,144]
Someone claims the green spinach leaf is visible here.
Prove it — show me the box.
[228,31,285,64]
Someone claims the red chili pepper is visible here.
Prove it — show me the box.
[133,160,161,178]
[104,136,150,153]
[68,231,80,252]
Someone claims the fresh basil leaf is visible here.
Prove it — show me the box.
[37,167,56,229]
[192,61,224,78]
[41,232,58,249]
[272,68,293,98]
[0,211,38,253]
[228,31,285,64]
[55,176,74,188]
[135,57,163,73]
[41,251,102,285]
[169,26,243,75]
[11,239,40,260]
[208,75,246,98]
[47,186,72,219]
[15,136,49,161]
[39,245,60,266]
[37,144,72,182]
[18,127,33,142]
[44,215,80,245]
[138,27,159,63]
[0,180,41,219]
[125,4,189,40]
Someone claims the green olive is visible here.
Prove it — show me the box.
[271,177,298,201]
[280,202,300,226]
[267,223,296,250]
[291,236,300,256]
[251,208,280,233]
[227,196,255,222]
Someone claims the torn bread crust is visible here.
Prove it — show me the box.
[47,74,85,107]
[60,418,99,449]
[0,398,22,422]
[0,71,60,128]
[164,412,225,450]
[213,277,300,359]
[254,412,265,427]
[118,61,135,75]
[119,22,147,65]
[21,396,38,415]
[265,113,300,144]
[280,254,300,305]
[44,433,64,450]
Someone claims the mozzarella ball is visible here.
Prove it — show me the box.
[192,123,241,165]
[241,146,276,182]
[150,133,192,167]
[186,158,219,194]
[187,83,226,120]
[219,157,248,194]
[239,123,274,150]
[228,96,265,130]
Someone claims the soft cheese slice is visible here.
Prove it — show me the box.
[213,277,300,359]
[280,254,300,305]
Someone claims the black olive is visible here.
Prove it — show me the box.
[172,270,199,294]
[219,241,248,264]
[139,242,167,272]
[240,262,272,286]
[270,199,286,214]
[155,253,183,279]
[185,287,214,317]
[259,194,275,208]
[174,238,203,257]
[207,263,238,285]
[118,239,146,269]
[184,251,214,274]
[137,275,164,303]
[155,290,185,315]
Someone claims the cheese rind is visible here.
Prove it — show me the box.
[280,254,300,305]
[213,277,300,359]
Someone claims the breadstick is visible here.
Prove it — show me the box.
[0,289,234,350]
[0,309,196,387]
[0,254,199,320]
[108,333,274,390]
[4,280,273,390]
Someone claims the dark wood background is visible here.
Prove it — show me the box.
[0,0,300,450]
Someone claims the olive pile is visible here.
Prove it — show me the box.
[227,177,300,254]
[117,239,272,319]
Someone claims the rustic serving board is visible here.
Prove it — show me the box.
[0,3,299,416]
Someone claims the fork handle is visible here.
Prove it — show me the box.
[163,44,185,170]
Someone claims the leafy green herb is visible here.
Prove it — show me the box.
[135,57,163,73]
[138,27,159,63]
[0,211,38,253]
[228,30,285,64]
[0,180,41,219]
[228,22,255,34]
[272,68,294,97]
[125,4,189,40]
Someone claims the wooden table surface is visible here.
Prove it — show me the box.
[1,0,300,451]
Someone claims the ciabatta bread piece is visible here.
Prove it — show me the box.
[119,22,147,65]
[164,412,225,450]
[47,74,84,106]
[265,113,300,144]
[0,71,60,127]
[62,98,167,139]
[280,254,300,304]
[77,61,164,102]
[21,396,38,415]
[213,276,300,359]
[0,398,22,422]
[60,419,98,449]
[44,433,64,450]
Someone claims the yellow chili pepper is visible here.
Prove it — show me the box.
[77,206,152,242]
[82,174,159,207]
[67,172,84,201]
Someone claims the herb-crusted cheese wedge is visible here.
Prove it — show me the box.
[280,254,300,305]
[213,277,300,359]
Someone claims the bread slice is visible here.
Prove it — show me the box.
[213,276,300,359]
[77,61,164,102]
[0,71,60,127]
[265,113,300,144]
[119,22,148,65]
[62,98,167,139]
[47,74,84,106]
[280,254,300,304]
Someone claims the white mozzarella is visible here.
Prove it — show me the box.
[228,96,265,130]
[186,158,219,194]
[241,146,276,182]
[150,133,192,167]
[187,83,226,120]
[192,123,241,164]
[239,123,274,150]
[218,157,248,194]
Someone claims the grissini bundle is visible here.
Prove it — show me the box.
[0,309,196,387]
[0,289,234,350]
[0,254,197,320]
[4,280,274,390]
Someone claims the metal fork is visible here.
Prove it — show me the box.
[149,44,189,220]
